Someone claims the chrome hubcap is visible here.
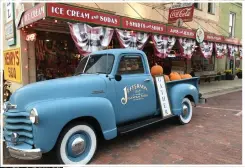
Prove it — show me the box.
[71,137,86,156]
[182,104,188,117]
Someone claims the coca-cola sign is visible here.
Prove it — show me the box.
[168,4,194,24]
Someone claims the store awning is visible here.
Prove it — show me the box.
[18,2,242,46]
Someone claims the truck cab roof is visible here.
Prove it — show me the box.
[90,49,146,56]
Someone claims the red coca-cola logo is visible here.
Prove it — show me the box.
[169,8,192,19]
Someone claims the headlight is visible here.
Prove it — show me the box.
[30,108,39,124]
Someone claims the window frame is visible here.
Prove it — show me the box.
[229,12,236,38]
[194,3,202,10]
[117,54,145,75]
[207,3,215,15]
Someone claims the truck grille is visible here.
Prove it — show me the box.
[3,111,34,145]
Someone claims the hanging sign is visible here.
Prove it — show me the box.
[47,3,120,27]
[168,3,194,24]
[3,48,22,83]
[155,76,172,118]
[5,2,16,46]
[121,17,166,34]
[196,27,205,43]
[26,33,37,41]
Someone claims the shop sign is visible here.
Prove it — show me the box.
[224,37,240,45]
[121,17,166,34]
[205,33,224,43]
[47,3,120,27]
[196,27,205,43]
[19,3,46,28]
[155,76,172,118]
[5,2,16,46]
[168,3,194,24]
[3,48,22,83]
[26,33,37,41]
[167,26,195,38]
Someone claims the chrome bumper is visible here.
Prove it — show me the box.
[7,145,42,160]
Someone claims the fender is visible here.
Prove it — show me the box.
[168,83,199,116]
[25,97,117,153]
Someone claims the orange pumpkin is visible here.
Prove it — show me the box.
[169,72,181,81]
[164,75,170,82]
[151,63,163,76]
[181,74,192,79]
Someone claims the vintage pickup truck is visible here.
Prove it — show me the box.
[3,49,206,164]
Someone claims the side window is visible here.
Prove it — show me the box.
[118,55,144,74]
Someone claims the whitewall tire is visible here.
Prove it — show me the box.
[179,98,193,124]
[56,123,97,165]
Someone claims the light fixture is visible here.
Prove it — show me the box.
[55,20,58,23]
[149,41,153,44]
[46,39,50,42]
[30,24,32,27]
[26,26,28,28]
[43,17,45,20]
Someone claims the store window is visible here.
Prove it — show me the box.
[229,12,236,37]
[194,3,202,10]
[208,3,215,14]
[118,56,144,74]
[191,53,215,72]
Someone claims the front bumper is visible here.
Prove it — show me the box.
[6,144,42,160]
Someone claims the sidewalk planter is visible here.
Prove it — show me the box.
[225,73,235,80]
[221,74,226,80]
[237,72,242,79]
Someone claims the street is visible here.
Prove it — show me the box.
[3,91,242,164]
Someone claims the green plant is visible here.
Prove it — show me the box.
[236,68,242,73]
[224,69,232,74]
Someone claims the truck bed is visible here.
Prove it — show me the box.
[166,77,200,91]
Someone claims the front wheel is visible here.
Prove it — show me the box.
[56,122,97,165]
[178,98,193,124]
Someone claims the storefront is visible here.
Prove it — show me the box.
[4,3,243,92]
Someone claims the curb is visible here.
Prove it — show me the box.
[201,86,242,98]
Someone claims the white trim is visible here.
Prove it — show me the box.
[60,125,97,165]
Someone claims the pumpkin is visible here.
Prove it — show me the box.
[151,63,163,76]
[169,72,181,81]
[180,74,192,79]
[164,75,170,82]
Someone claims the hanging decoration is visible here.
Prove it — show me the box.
[68,23,114,56]
[214,43,227,59]
[228,45,239,59]
[152,34,176,58]
[115,28,149,50]
[199,41,213,59]
[178,38,196,59]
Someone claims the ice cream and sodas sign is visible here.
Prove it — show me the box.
[47,3,120,27]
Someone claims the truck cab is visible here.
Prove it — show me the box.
[3,49,205,164]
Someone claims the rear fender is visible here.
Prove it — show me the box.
[25,97,117,152]
[168,83,198,116]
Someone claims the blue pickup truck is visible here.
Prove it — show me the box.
[3,49,205,164]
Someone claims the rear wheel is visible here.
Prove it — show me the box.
[178,98,193,124]
[56,122,97,165]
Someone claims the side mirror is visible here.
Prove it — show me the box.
[115,74,122,81]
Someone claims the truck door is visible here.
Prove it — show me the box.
[114,54,156,124]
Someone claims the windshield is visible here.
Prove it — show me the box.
[74,54,114,75]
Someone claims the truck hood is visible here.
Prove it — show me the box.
[9,74,107,111]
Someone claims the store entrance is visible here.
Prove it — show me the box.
[35,31,81,81]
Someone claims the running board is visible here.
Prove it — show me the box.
[118,115,174,134]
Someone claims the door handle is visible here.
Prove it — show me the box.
[144,78,151,82]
